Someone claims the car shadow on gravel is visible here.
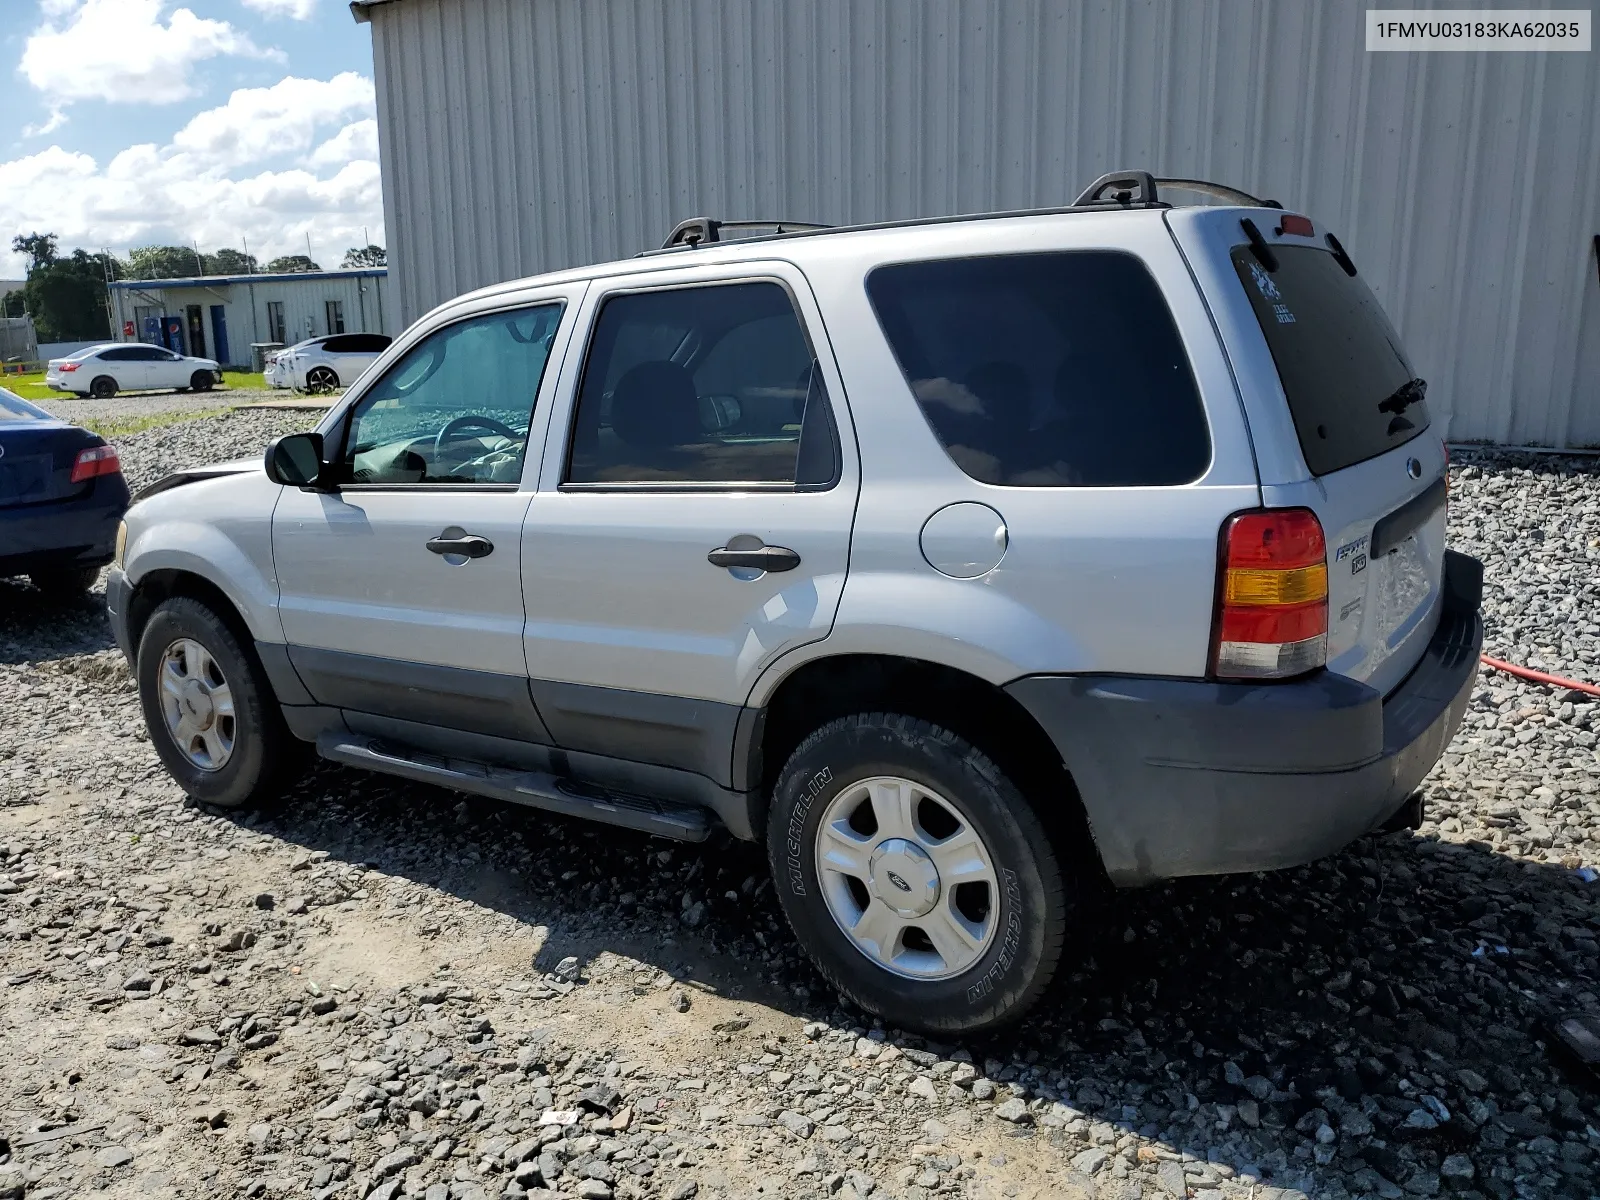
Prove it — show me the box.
[233,760,1600,1197]
[0,578,115,666]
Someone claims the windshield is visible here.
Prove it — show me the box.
[1231,244,1428,476]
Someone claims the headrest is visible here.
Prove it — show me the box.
[610,360,702,449]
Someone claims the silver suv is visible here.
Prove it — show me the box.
[107,173,1483,1034]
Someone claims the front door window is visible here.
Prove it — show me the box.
[340,303,564,486]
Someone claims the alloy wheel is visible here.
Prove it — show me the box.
[813,775,999,979]
[157,637,236,771]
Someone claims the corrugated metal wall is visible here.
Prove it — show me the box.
[367,0,1600,446]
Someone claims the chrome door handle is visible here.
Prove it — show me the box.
[426,533,494,558]
[707,542,800,572]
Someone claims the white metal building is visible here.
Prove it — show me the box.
[107,268,393,370]
[353,0,1600,448]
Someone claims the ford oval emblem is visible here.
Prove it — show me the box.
[0,443,6,459]
[1406,457,1423,480]
[885,871,913,893]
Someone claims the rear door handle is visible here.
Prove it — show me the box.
[707,541,801,573]
[426,533,494,558]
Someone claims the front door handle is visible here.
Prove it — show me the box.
[707,540,801,573]
[426,532,494,558]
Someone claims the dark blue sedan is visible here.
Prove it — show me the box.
[0,386,130,597]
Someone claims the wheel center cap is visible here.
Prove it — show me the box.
[868,838,940,918]
[181,679,214,729]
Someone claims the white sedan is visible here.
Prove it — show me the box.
[265,333,391,392]
[47,344,220,399]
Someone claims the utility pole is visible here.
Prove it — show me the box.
[242,234,252,274]
[194,240,204,277]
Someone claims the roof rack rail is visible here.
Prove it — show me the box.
[1072,171,1163,208]
[1155,178,1280,208]
[662,217,834,249]
[1071,171,1280,210]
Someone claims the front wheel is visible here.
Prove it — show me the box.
[136,597,306,809]
[190,370,214,392]
[767,713,1070,1034]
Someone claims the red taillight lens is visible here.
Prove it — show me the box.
[71,444,121,484]
[59,362,79,372]
[1212,509,1328,680]
[1276,213,1315,237]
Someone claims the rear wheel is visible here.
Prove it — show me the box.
[305,366,339,393]
[30,566,100,598]
[136,597,306,809]
[190,369,214,392]
[766,712,1070,1034]
[89,376,117,399]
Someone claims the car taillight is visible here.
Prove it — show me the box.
[1211,508,1328,680]
[59,362,79,372]
[71,444,121,483]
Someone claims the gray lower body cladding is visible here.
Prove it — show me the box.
[1009,553,1484,887]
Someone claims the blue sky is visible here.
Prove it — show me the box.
[2,0,384,277]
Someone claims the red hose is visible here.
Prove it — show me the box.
[1479,655,1600,697]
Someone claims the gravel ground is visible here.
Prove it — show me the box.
[1,431,1597,1200]
[34,388,307,428]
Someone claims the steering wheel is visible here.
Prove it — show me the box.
[433,415,522,460]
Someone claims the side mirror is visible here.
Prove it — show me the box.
[265,432,326,487]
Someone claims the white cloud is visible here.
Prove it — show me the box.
[0,75,384,276]
[310,118,379,168]
[22,108,69,138]
[19,0,279,106]
[240,0,319,18]
[172,74,375,169]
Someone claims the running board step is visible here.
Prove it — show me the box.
[315,734,713,842]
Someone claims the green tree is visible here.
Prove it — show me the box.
[341,244,386,268]
[127,245,207,279]
[21,250,121,341]
[207,248,259,275]
[265,254,321,273]
[12,232,58,271]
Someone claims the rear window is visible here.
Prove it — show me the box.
[1231,244,1428,476]
[866,251,1210,486]
[0,388,51,422]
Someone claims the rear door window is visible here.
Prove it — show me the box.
[1230,244,1427,476]
[565,281,838,488]
[866,251,1211,486]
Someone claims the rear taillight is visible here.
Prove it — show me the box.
[1212,508,1328,680]
[59,362,79,372]
[71,444,121,484]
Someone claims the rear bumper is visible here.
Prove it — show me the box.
[0,477,129,579]
[1007,551,1483,886]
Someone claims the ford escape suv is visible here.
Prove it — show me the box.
[107,173,1482,1034]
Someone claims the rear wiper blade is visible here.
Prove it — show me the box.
[1378,377,1427,415]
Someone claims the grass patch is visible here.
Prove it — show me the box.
[0,368,266,401]
[82,406,232,440]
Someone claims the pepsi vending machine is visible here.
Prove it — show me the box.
[163,315,185,354]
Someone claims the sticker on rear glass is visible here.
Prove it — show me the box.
[1249,261,1297,324]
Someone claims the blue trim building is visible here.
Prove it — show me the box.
[108,268,392,368]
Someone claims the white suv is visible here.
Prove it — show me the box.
[107,174,1482,1034]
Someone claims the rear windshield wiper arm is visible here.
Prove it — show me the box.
[1377,377,1427,415]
